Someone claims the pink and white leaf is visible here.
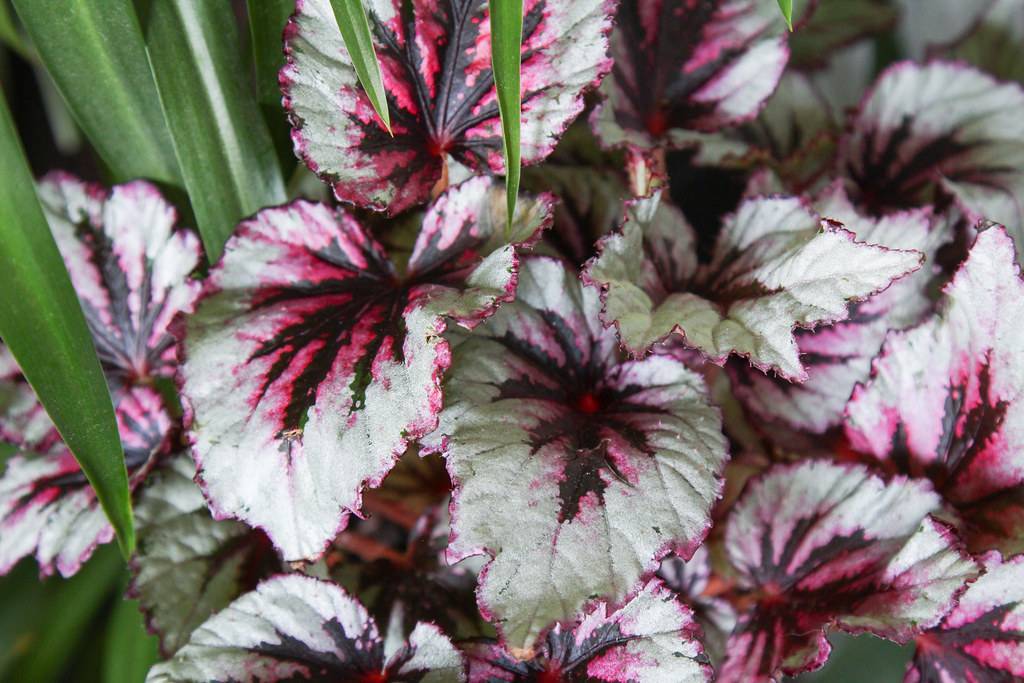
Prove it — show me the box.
[181,178,552,561]
[907,551,1024,683]
[591,0,789,153]
[282,0,615,214]
[719,460,979,682]
[840,61,1024,258]
[437,256,728,650]
[845,225,1024,554]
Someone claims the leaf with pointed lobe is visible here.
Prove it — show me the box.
[584,195,923,381]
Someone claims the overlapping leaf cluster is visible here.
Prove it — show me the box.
[3,1,1024,681]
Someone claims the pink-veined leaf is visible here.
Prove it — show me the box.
[434,256,728,650]
[590,0,789,155]
[719,460,980,682]
[729,184,944,433]
[146,574,465,682]
[583,194,923,381]
[282,0,615,214]
[906,551,1024,682]
[0,385,171,577]
[845,225,1024,555]
[0,173,201,577]
[465,579,712,682]
[129,452,281,656]
[181,177,553,561]
[839,61,1024,257]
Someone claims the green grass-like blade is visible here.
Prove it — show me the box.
[489,0,523,232]
[777,0,794,30]
[0,90,134,560]
[145,0,286,263]
[12,0,180,184]
[329,0,392,135]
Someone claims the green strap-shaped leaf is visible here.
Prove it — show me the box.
[489,0,522,231]
[777,0,794,30]
[0,89,134,559]
[0,1,32,62]
[145,0,286,263]
[102,591,159,683]
[329,0,392,135]
[12,0,180,184]
[247,0,294,107]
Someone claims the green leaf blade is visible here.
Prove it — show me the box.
[489,0,523,231]
[0,89,134,560]
[146,0,286,263]
[329,0,392,135]
[777,0,794,30]
[12,0,180,185]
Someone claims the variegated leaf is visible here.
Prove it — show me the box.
[591,0,789,154]
[436,256,728,650]
[282,0,615,214]
[182,177,552,561]
[465,580,711,682]
[719,460,979,682]
[584,195,923,380]
[146,574,465,682]
[840,61,1024,257]
[907,551,1024,682]
[845,225,1024,555]
[658,544,736,665]
[0,386,171,577]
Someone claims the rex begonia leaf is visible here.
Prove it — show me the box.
[719,460,980,682]
[845,225,1024,555]
[907,551,1024,683]
[0,172,201,577]
[37,172,203,383]
[730,184,943,433]
[465,579,711,682]
[583,194,923,380]
[789,0,898,69]
[590,0,789,154]
[436,256,728,650]
[282,0,615,214]
[181,176,553,561]
[839,61,1024,255]
[0,385,171,577]
[146,574,465,682]
[130,452,281,655]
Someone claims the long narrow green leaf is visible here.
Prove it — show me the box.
[489,0,523,231]
[11,0,179,184]
[0,89,134,559]
[248,0,295,107]
[145,0,286,262]
[0,1,32,62]
[102,592,159,683]
[776,0,794,30]
[329,0,392,135]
